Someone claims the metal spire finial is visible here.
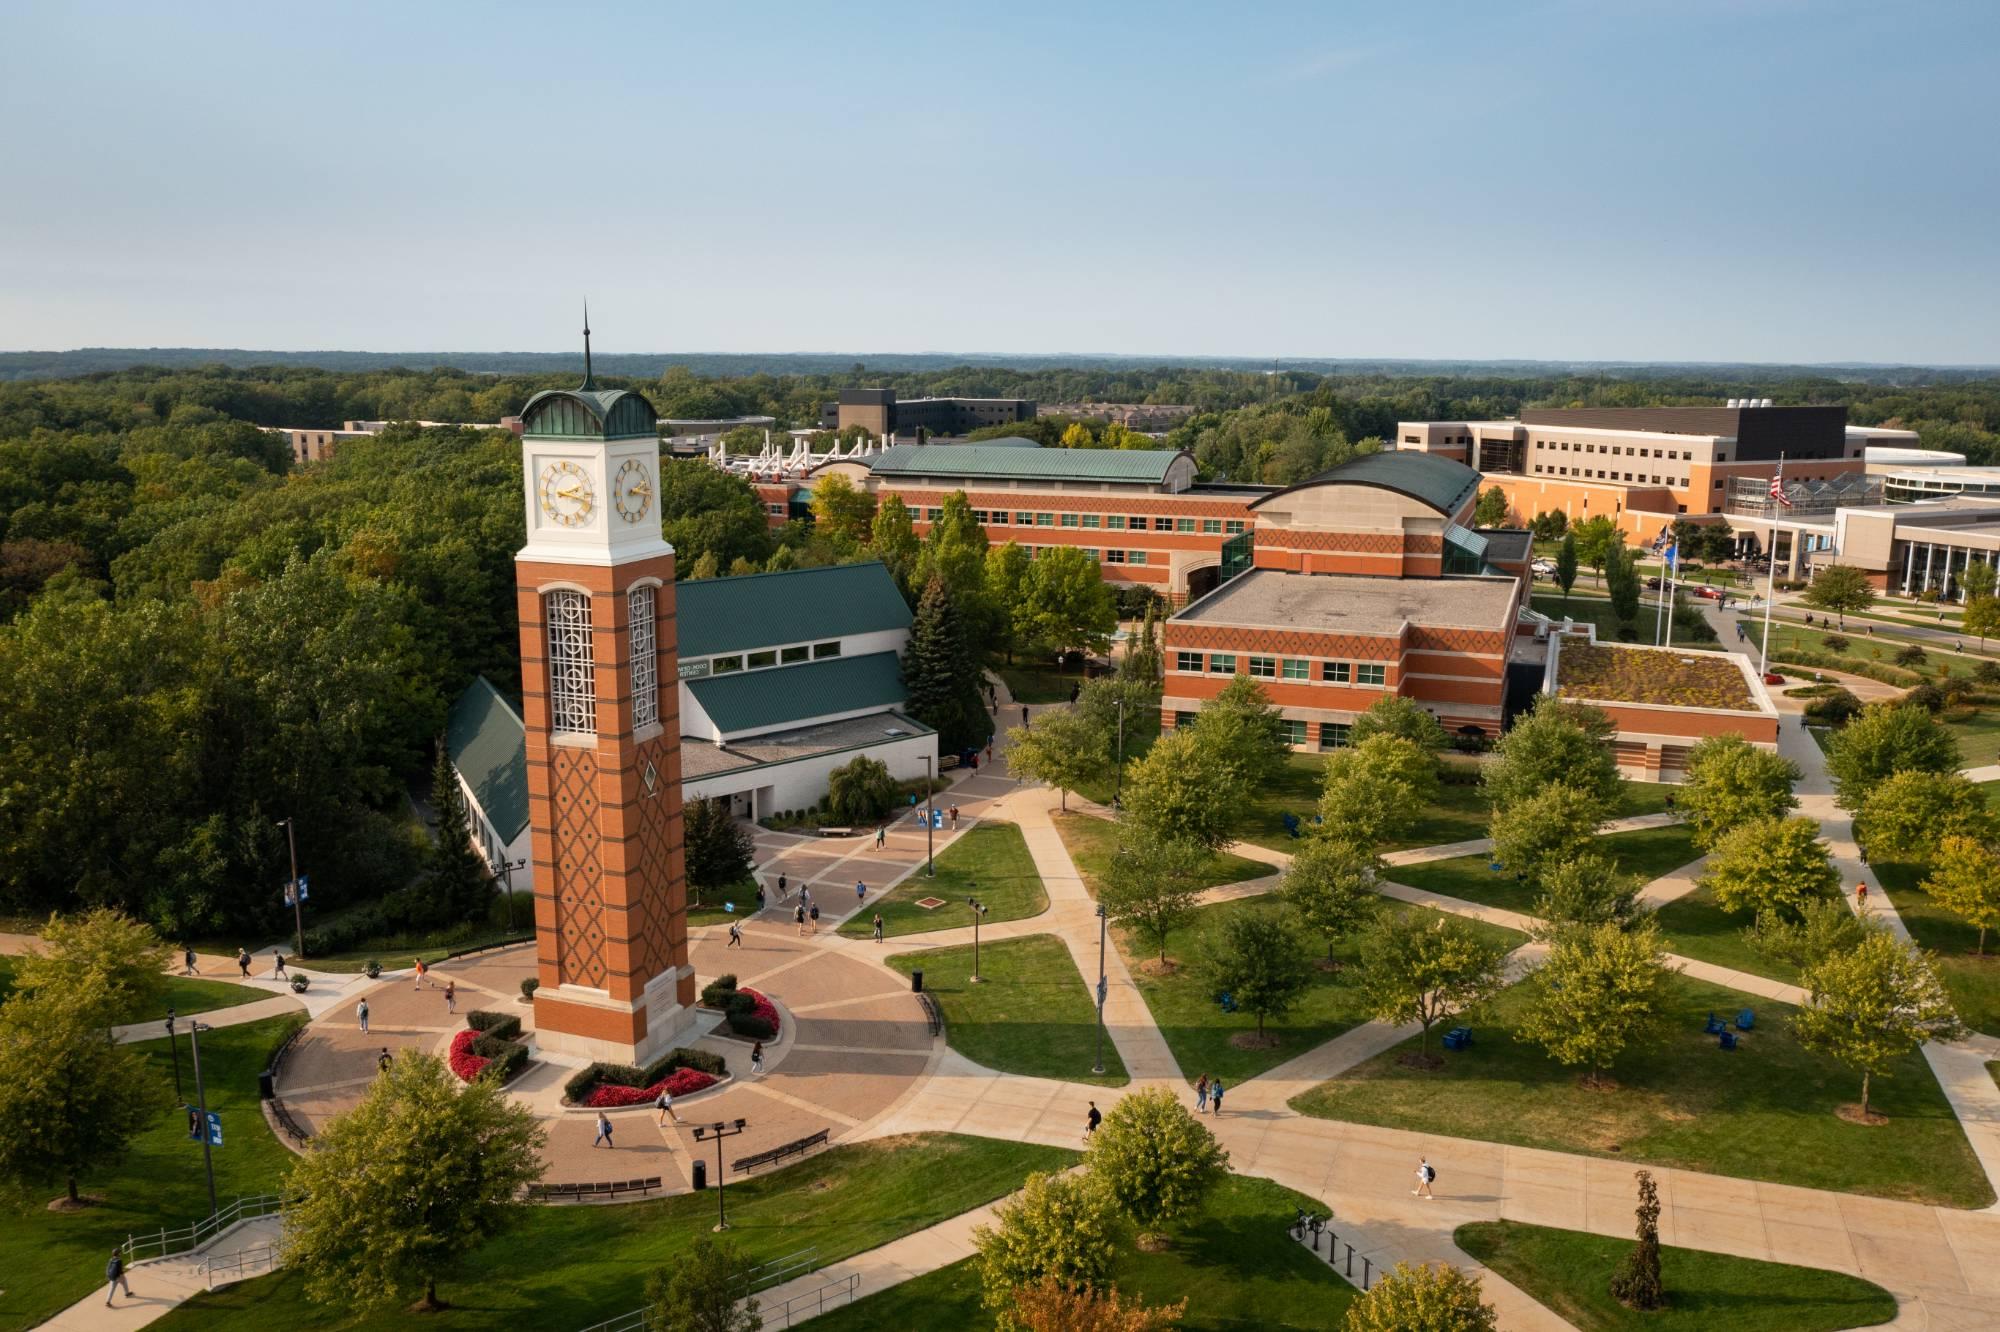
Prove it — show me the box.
[581,299,595,389]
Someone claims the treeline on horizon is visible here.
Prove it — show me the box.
[1,360,1999,941]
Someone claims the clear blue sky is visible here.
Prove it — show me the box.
[2,0,1996,363]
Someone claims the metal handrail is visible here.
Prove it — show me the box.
[574,1247,825,1332]
[123,1192,287,1264]
[770,1273,861,1327]
[202,1243,279,1289]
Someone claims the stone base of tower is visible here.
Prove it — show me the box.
[532,968,700,1067]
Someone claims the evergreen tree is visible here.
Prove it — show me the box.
[426,740,493,925]
[1555,531,1579,610]
[904,575,992,754]
[683,797,754,899]
[1608,1171,1665,1310]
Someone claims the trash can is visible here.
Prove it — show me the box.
[911,969,924,994]
[258,1069,275,1101]
[692,1158,708,1191]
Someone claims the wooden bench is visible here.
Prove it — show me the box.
[733,1128,830,1175]
[528,1176,663,1203]
[816,826,854,838]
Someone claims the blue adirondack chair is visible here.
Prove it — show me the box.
[1218,991,1237,1013]
[1442,1027,1473,1051]
[1719,1031,1739,1051]
[1736,1009,1755,1031]
[1704,1012,1727,1035]
[1282,813,1302,839]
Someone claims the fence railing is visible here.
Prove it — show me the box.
[767,1273,862,1327]
[201,1243,279,1289]
[123,1193,287,1264]
[1288,1210,1373,1290]
[574,1246,826,1332]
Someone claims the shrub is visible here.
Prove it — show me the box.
[520,977,538,1001]
[365,960,382,979]
[1822,634,1850,653]
[1906,682,1947,713]
[1895,643,1929,667]
[726,991,757,1016]
[727,1012,777,1040]
[471,1031,518,1060]
[826,754,899,824]
[645,1046,726,1082]
[289,974,310,993]
[700,975,739,1008]
[481,1041,529,1084]
[1438,759,1484,785]
[563,1048,729,1105]
[465,1010,519,1037]
[1805,688,1864,728]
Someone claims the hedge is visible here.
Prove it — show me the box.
[562,1046,729,1104]
[465,1011,521,1040]
[700,975,738,1008]
[1770,648,1924,689]
[727,1012,778,1040]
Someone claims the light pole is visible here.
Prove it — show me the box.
[189,1020,218,1217]
[967,893,988,983]
[1092,904,1108,1075]
[691,1119,748,1231]
[277,816,304,959]
[164,1007,182,1102]
[923,754,936,878]
[497,857,528,932]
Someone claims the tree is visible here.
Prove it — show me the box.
[973,1170,1119,1325]
[1087,1088,1229,1242]
[985,541,1033,662]
[1519,920,1676,1087]
[1701,816,1839,918]
[1349,695,1449,754]
[1801,563,1876,629]
[1489,784,1602,888]
[1533,509,1569,540]
[1608,1171,1665,1311]
[1358,911,1508,1062]
[1021,546,1117,659]
[1791,926,1964,1120]
[1011,1279,1184,1332]
[1823,703,1961,810]
[645,1235,762,1332]
[915,491,990,628]
[1859,770,1996,862]
[1571,516,1622,582]
[1747,896,1870,971]
[1964,595,2000,650]
[421,739,493,925]
[1344,1262,1498,1332]
[1198,906,1316,1040]
[1120,601,1164,685]
[1474,486,1509,527]
[1186,675,1289,789]
[1076,674,1160,758]
[1099,828,1208,965]
[1604,542,1640,628]
[1676,734,1801,851]
[283,1050,544,1310]
[1923,834,2000,954]
[869,495,921,599]
[1282,837,1380,966]
[1316,734,1440,851]
[657,460,773,575]
[905,575,992,755]
[0,974,165,1203]
[1533,853,1641,930]
[1482,697,1618,814]
[1555,531,1579,609]
[826,754,899,824]
[683,797,754,897]
[1122,727,1244,851]
[688,550,722,580]
[808,472,875,548]
[11,905,170,1027]
[1960,559,1999,602]
[1006,711,1108,813]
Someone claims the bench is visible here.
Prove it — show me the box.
[1441,1027,1473,1052]
[817,826,854,839]
[528,1176,663,1203]
[917,991,944,1038]
[268,1097,311,1146]
[733,1128,831,1175]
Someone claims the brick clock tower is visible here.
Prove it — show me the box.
[515,335,694,1064]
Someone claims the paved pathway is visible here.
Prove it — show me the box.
[39,1216,282,1331]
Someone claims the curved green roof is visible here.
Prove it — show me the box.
[1252,450,1481,517]
[522,387,659,440]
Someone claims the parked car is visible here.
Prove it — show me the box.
[1762,672,1786,685]
[1531,558,1557,576]
[1693,585,1723,600]
[1645,576,1663,590]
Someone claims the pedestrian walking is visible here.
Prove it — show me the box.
[656,1088,680,1125]
[183,945,197,976]
[594,1112,614,1148]
[727,921,743,948]
[949,803,960,828]
[876,824,886,849]
[1414,1157,1436,1199]
[414,957,428,989]
[985,743,994,767]
[751,1040,765,1074]
[778,872,789,900]
[872,912,884,943]
[809,902,820,934]
[795,903,807,937]
[104,1248,132,1306]
[236,947,251,978]
[1084,1101,1102,1140]
[1856,881,1870,908]
[272,951,287,979]
[1195,1074,1210,1113]
[357,999,370,1034]
[1022,705,1030,728]
[378,1047,393,1072]
[1210,1078,1225,1115]
[856,879,866,906]
[444,980,456,1014]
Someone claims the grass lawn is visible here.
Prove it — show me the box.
[1391,824,1704,919]
[840,822,1047,939]
[997,662,1082,704]
[1531,593,1719,646]
[1455,1220,1896,1331]
[812,1172,1357,1332]
[0,956,269,1024]
[1939,707,2000,767]
[1055,812,1273,899]
[156,1135,1075,1330]
[1874,860,2000,1038]
[1764,623,1981,680]
[1652,882,1803,984]
[0,1013,305,1331]
[1122,895,1524,1085]
[1074,711,1164,808]
[686,876,763,929]
[1291,973,1991,1209]
[887,935,1128,1086]
[1220,753,1331,854]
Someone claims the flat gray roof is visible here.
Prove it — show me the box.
[1175,569,1516,635]
[682,710,932,781]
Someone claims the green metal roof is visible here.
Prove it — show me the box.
[863,442,1188,485]
[521,387,658,439]
[446,677,529,843]
[676,562,911,659]
[686,651,906,736]
[1254,450,1481,518]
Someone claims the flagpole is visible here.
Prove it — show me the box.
[1665,543,1678,648]
[1653,537,1669,646]
[1758,454,1784,674]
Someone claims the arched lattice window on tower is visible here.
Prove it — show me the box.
[629,585,659,729]
[545,589,596,734]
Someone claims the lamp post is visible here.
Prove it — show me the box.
[691,1119,748,1231]
[1093,905,1108,1075]
[497,857,528,932]
[277,816,305,959]
[164,1007,182,1102]
[967,893,988,983]
[189,1020,218,1217]
[923,754,936,878]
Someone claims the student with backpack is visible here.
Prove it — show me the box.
[1414,1157,1436,1199]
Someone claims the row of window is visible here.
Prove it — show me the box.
[1538,441,1694,461]
[1013,546,1151,565]
[685,639,843,680]
[1536,465,1690,487]
[1173,651,1386,686]
[1175,712,1353,749]
[926,507,1246,536]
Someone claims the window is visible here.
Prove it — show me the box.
[1130,516,1148,530]
[1036,513,1054,526]
[1128,551,1147,565]
[1060,513,1080,528]
[1176,651,1203,672]
[1208,653,1237,674]
[1319,722,1351,750]
[1081,514,1101,529]
[629,586,658,729]
[545,589,596,733]
[1015,511,1034,524]
[1226,520,1246,534]
[781,645,809,663]
[1281,658,1308,680]
[711,654,743,675]
[1176,518,1197,533]
[1175,711,1198,729]
[748,650,777,669]
[813,641,841,659]
[1321,661,1351,683]
[1104,549,1126,563]
[766,503,784,516]
[1201,519,1222,534]
[1279,718,1307,746]
[1248,655,1276,678]
[1154,516,1174,531]
[923,508,942,522]
[1357,663,1386,686]
[1106,515,1127,530]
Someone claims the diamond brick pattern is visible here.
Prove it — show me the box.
[550,747,606,988]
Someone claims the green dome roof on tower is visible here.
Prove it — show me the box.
[520,306,659,439]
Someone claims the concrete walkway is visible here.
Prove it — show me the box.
[39,1216,283,1331]
[110,994,306,1045]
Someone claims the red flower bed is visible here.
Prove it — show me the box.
[740,987,780,1035]
[448,1029,489,1083]
[581,1065,718,1108]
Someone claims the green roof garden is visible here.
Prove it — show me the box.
[860,442,1189,486]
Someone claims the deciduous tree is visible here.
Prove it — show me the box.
[1482,698,1619,814]
[1958,559,1998,602]
[1747,896,1870,970]
[1344,1261,1498,1332]
[11,905,170,1027]
[1005,710,1108,812]
[1316,734,1440,851]
[1555,531,1579,609]
[1087,1087,1229,1242]
[1791,926,1964,1120]
[1824,703,1961,810]
[1357,911,1508,1061]
[1474,486,1510,527]
[1923,834,2000,954]
[1282,837,1380,965]
[1533,853,1641,930]
[1801,563,1876,628]
[1605,542,1640,628]
[974,1170,1119,1326]
[1349,695,1450,755]
[1859,770,1996,863]
[1701,816,1840,918]
[1198,906,1316,1039]
[1099,828,1209,965]
[1011,1279,1184,1332]
[1571,516,1622,582]
[826,755,899,825]
[808,472,876,547]
[1677,734,1801,851]
[645,1235,762,1332]
[869,495,921,599]
[1519,920,1676,1087]
[1122,727,1244,851]
[1489,785,1602,888]
[1021,546,1117,660]
[1186,674,1289,789]
[985,540,1033,663]
[1963,595,2000,650]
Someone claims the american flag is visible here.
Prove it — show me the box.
[1769,467,1792,509]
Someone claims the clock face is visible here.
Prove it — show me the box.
[538,460,594,527]
[613,457,653,523]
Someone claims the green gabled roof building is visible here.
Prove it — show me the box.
[836,441,1198,491]
[675,561,911,660]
